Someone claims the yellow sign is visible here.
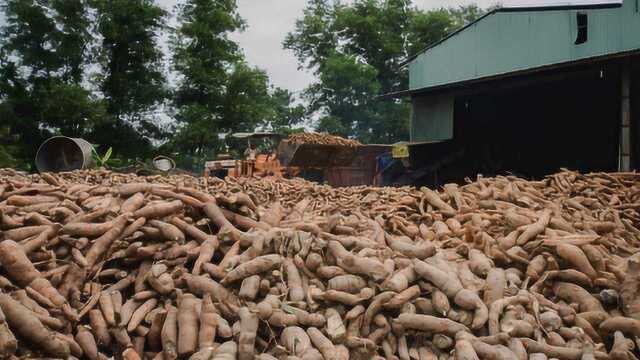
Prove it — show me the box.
[392,143,409,158]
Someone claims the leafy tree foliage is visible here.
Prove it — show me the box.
[93,0,169,142]
[0,0,169,166]
[51,0,93,83]
[170,0,245,165]
[263,88,305,134]
[0,0,484,171]
[284,0,338,70]
[0,0,98,168]
[307,54,380,138]
[285,0,485,144]
[407,9,457,58]
[172,0,244,107]
[170,0,305,170]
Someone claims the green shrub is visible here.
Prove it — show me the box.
[0,145,17,169]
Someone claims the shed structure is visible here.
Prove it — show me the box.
[389,0,640,182]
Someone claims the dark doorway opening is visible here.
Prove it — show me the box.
[451,64,621,179]
[407,64,623,187]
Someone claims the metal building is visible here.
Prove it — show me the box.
[387,0,640,183]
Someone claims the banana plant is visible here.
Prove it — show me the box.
[92,146,113,168]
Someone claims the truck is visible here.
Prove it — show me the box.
[204,132,293,179]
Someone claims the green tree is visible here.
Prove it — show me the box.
[1,0,92,82]
[51,0,93,83]
[449,4,486,27]
[171,0,305,170]
[220,63,272,133]
[39,83,106,138]
[306,54,380,139]
[263,88,305,134]
[172,0,244,107]
[0,0,99,169]
[332,0,412,91]
[0,57,39,168]
[170,61,285,169]
[285,0,486,144]
[0,144,18,168]
[93,0,168,142]
[407,9,456,57]
[2,0,60,76]
[170,0,245,166]
[283,0,337,70]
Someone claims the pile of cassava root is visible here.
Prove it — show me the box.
[286,133,362,147]
[1,169,640,360]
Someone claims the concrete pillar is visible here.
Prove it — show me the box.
[620,62,632,171]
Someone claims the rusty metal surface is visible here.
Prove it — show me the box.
[277,140,358,168]
[277,141,391,186]
[324,145,392,187]
[324,167,370,187]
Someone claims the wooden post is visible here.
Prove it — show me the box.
[620,62,632,171]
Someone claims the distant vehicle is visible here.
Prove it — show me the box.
[204,132,291,179]
[204,131,392,187]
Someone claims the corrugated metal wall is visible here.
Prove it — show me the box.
[409,0,640,91]
[412,63,623,181]
[410,93,454,142]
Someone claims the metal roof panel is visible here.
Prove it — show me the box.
[402,0,636,92]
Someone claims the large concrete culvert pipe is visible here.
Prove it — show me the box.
[35,136,95,173]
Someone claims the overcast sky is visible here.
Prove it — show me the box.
[154,0,619,94]
[199,0,621,94]
[224,0,501,94]
[0,0,621,95]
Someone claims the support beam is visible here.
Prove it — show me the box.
[620,62,632,171]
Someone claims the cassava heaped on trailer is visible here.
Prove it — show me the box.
[286,133,362,147]
[0,168,639,360]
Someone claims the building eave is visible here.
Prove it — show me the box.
[399,2,623,68]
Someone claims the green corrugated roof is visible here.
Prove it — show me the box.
[407,0,640,92]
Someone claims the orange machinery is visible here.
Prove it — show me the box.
[204,132,298,179]
[204,132,362,182]
[228,153,291,178]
